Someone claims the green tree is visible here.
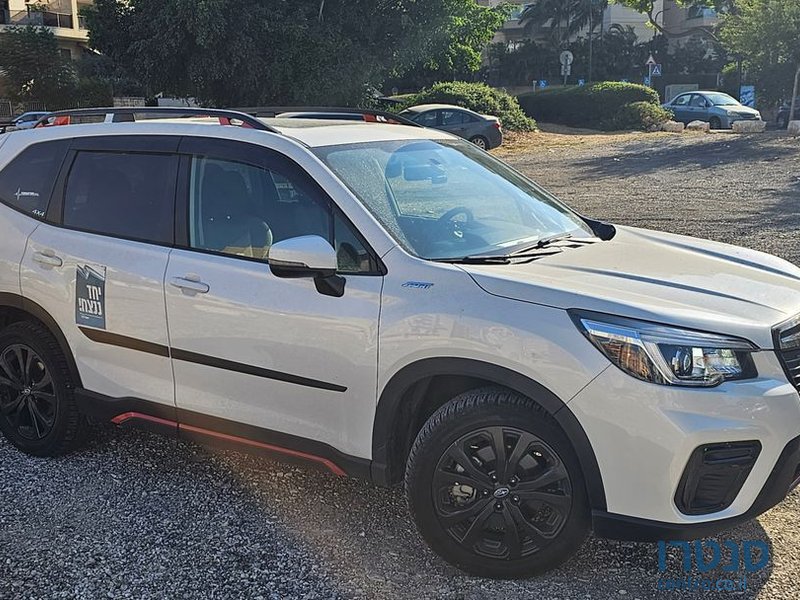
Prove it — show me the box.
[720,0,800,109]
[427,1,513,79]
[0,25,77,105]
[83,0,502,106]
[389,1,512,90]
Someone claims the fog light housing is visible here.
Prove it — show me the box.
[675,441,761,515]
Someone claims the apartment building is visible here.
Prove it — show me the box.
[0,0,90,59]
[478,1,717,47]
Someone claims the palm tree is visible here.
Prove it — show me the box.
[520,0,608,49]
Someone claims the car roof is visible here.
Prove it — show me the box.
[1,118,454,149]
[403,104,478,114]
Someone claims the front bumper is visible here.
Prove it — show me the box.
[567,349,800,536]
[593,434,800,541]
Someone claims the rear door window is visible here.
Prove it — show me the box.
[0,140,70,219]
[63,151,178,244]
[414,111,439,127]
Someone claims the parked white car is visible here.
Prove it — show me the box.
[0,108,799,578]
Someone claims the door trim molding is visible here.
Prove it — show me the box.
[78,326,347,392]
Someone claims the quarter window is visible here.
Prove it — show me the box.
[0,140,69,218]
[673,95,691,106]
[188,157,375,273]
[63,151,178,244]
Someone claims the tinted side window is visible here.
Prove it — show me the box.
[441,110,466,126]
[0,140,69,219]
[188,156,375,273]
[63,151,178,244]
[415,111,439,127]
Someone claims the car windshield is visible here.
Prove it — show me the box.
[314,139,594,260]
[705,93,739,106]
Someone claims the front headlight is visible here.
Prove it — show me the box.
[570,311,758,387]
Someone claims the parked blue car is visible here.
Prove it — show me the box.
[662,91,761,129]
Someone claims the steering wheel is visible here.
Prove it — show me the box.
[438,207,475,228]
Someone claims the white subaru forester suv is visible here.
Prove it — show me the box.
[0,108,799,579]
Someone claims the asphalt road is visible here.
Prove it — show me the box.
[2,130,799,599]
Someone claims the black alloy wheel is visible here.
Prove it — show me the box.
[432,426,572,560]
[406,387,589,578]
[0,344,57,440]
[0,322,86,456]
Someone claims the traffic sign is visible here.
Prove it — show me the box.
[539,80,548,89]
[644,76,651,87]
[561,64,572,76]
[578,79,586,86]
[645,54,657,66]
[652,64,663,77]
[560,50,574,66]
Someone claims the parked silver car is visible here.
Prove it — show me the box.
[399,104,503,149]
[1,111,50,133]
[662,92,761,130]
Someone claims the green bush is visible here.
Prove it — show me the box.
[608,101,673,131]
[518,82,663,130]
[401,81,537,132]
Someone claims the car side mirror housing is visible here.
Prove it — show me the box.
[268,235,345,297]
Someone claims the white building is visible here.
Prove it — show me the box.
[1,0,91,60]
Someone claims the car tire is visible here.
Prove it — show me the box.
[0,321,86,457]
[469,136,489,150]
[709,117,722,130]
[405,386,590,578]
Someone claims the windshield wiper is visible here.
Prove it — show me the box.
[434,248,564,265]
[432,233,600,265]
[509,233,573,256]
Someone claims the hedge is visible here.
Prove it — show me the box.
[609,101,673,131]
[400,82,537,132]
[518,82,668,131]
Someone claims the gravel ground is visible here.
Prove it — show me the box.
[2,129,800,600]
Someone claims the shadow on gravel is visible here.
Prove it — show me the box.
[573,133,797,179]
[194,434,777,600]
[0,421,779,600]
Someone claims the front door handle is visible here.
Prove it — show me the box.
[169,276,210,294]
[32,250,63,268]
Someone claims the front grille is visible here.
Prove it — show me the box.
[778,348,800,390]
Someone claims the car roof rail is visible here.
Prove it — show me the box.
[34,107,280,133]
[233,106,422,127]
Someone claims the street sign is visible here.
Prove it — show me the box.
[578,79,586,86]
[740,85,756,107]
[645,54,657,66]
[561,64,572,76]
[539,80,548,89]
[644,76,651,87]
[560,50,574,66]
[652,64,663,77]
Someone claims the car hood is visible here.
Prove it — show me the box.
[461,226,800,349]
[720,105,759,115]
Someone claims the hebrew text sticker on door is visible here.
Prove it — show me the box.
[76,265,107,330]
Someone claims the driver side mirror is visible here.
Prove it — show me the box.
[268,235,345,297]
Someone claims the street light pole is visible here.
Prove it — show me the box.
[588,0,593,83]
[790,63,800,128]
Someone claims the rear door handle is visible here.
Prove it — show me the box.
[32,251,63,268]
[169,276,210,294]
